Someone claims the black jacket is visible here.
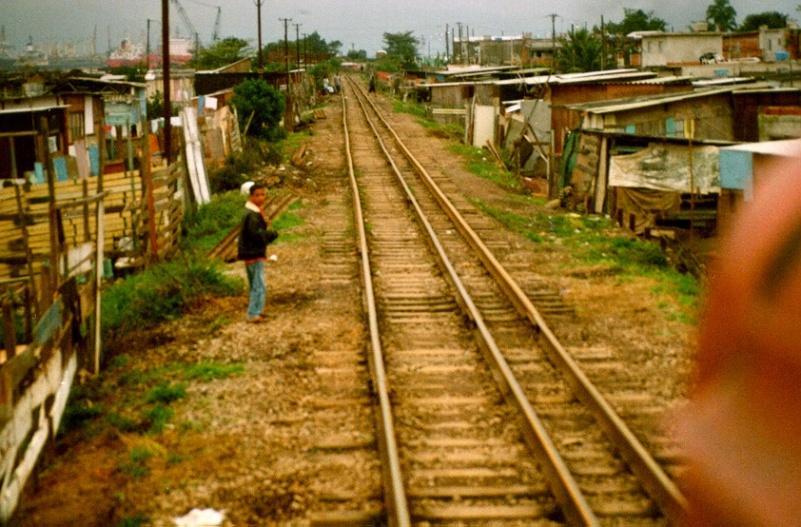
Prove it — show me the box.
[237,209,278,260]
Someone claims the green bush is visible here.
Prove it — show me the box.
[182,191,246,253]
[232,79,285,141]
[101,257,242,341]
[208,143,281,193]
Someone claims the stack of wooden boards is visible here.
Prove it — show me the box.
[0,163,185,280]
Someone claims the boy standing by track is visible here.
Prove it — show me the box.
[238,184,278,323]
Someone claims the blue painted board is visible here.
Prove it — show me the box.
[720,149,753,191]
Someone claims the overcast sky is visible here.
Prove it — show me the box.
[2,0,799,56]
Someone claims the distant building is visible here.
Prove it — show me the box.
[145,69,196,106]
[640,32,723,67]
[724,27,801,62]
[452,35,560,67]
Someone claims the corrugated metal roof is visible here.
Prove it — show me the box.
[437,65,517,76]
[565,87,736,114]
[626,75,695,85]
[419,80,496,88]
[70,76,147,89]
[721,138,801,156]
[0,105,68,115]
[692,77,757,87]
[732,86,801,94]
[493,69,655,86]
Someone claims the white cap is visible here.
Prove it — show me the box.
[240,181,255,195]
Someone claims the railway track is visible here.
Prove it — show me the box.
[341,76,688,526]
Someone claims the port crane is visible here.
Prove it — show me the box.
[171,0,222,46]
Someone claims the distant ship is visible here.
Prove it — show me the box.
[107,38,145,68]
[16,36,48,68]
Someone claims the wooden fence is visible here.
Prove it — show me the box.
[0,157,186,522]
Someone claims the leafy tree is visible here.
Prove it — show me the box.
[383,31,420,69]
[231,79,285,141]
[604,8,667,67]
[310,58,342,90]
[707,0,738,31]
[556,28,603,73]
[606,8,667,35]
[107,65,146,82]
[263,31,341,65]
[740,11,789,31]
[191,37,249,70]
[146,92,179,118]
[346,49,368,60]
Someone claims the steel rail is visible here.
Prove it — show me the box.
[341,93,411,527]
[346,78,600,526]
[348,76,689,523]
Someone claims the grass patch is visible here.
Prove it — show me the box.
[279,130,313,163]
[143,404,174,434]
[61,399,104,434]
[449,143,521,192]
[106,412,140,433]
[145,383,187,405]
[118,515,149,527]
[471,196,700,322]
[206,315,231,334]
[272,201,306,244]
[119,446,154,479]
[182,362,245,382]
[393,98,464,141]
[393,99,428,119]
[101,256,242,341]
[182,191,247,254]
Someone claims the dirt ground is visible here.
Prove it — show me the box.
[15,89,696,526]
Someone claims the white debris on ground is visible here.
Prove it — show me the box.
[173,508,225,527]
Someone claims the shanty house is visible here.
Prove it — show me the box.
[640,32,723,67]
[567,87,738,142]
[730,88,801,141]
[0,105,68,181]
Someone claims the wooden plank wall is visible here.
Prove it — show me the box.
[0,163,185,279]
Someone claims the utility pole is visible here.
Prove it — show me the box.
[548,13,558,71]
[280,18,292,74]
[162,0,172,163]
[280,17,293,132]
[452,27,455,64]
[294,23,302,70]
[303,32,308,67]
[146,19,152,70]
[465,24,470,64]
[601,15,606,70]
[445,24,450,63]
[456,22,463,64]
[254,0,264,72]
